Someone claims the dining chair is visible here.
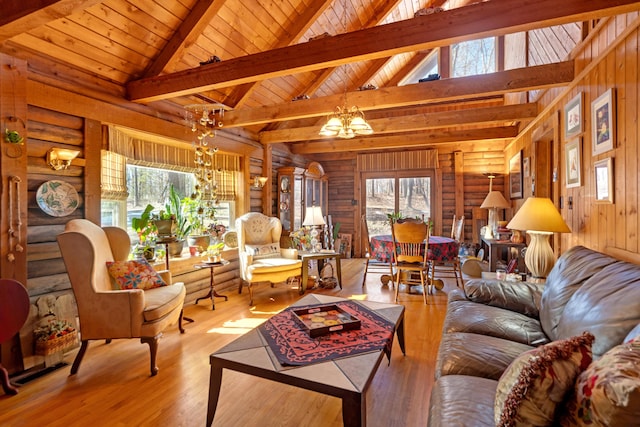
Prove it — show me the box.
[390,217,431,304]
[430,215,464,287]
[360,214,394,287]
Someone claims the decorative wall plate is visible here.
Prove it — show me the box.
[223,231,238,248]
[36,180,79,217]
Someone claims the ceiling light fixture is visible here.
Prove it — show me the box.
[318,0,373,140]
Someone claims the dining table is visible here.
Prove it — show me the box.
[370,235,459,263]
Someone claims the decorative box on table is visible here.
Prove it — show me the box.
[292,304,361,338]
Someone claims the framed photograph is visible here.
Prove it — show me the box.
[564,92,583,139]
[594,157,613,203]
[509,151,523,199]
[522,157,530,178]
[591,88,615,155]
[565,138,582,188]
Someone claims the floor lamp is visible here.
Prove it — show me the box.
[303,206,326,252]
[506,197,571,279]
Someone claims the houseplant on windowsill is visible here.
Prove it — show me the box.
[182,196,217,252]
[159,184,192,256]
[131,204,158,260]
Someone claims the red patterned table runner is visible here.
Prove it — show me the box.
[259,301,394,366]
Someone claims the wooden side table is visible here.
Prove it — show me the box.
[194,261,230,310]
[481,237,526,273]
[298,251,342,293]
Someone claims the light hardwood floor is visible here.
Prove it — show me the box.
[0,259,456,427]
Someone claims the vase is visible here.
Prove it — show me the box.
[167,239,185,257]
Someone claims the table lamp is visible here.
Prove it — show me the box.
[506,197,571,279]
[480,190,511,239]
[302,206,326,252]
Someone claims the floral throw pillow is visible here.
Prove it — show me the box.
[494,332,595,427]
[106,259,167,290]
[245,243,281,260]
[560,337,640,426]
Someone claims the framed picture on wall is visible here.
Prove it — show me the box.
[591,88,615,155]
[594,157,613,203]
[509,151,523,199]
[565,138,582,188]
[564,92,583,139]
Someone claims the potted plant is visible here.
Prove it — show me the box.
[183,196,217,251]
[159,185,191,256]
[131,204,157,260]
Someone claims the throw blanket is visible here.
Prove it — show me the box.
[259,301,394,366]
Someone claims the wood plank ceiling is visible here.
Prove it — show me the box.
[2,0,640,154]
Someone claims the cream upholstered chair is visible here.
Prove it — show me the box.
[57,219,186,377]
[236,212,302,305]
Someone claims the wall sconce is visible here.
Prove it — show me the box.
[46,148,80,170]
[253,176,268,188]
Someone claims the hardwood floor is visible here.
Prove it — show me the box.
[0,259,455,427]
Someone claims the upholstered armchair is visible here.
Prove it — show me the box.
[236,212,302,305]
[57,219,186,377]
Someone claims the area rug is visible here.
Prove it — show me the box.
[259,300,395,366]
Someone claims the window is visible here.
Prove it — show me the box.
[363,172,434,237]
[399,50,439,85]
[451,37,496,77]
[101,164,235,241]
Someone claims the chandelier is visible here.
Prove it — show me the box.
[184,103,226,202]
[319,105,373,139]
[318,0,373,139]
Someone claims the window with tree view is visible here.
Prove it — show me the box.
[451,37,496,77]
[364,174,433,237]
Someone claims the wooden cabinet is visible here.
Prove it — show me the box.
[278,162,328,233]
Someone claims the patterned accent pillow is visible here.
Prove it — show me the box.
[245,243,281,260]
[560,337,640,426]
[106,259,167,290]
[494,332,595,427]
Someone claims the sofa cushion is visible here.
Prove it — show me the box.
[540,246,618,342]
[436,332,534,380]
[555,260,640,358]
[106,259,167,290]
[245,243,281,260]
[444,298,549,346]
[142,283,185,323]
[427,375,497,427]
[560,337,640,426]
[464,279,543,318]
[494,332,594,427]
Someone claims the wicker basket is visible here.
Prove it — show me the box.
[35,331,78,356]
[319,263,338,289]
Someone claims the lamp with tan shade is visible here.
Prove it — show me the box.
[480,190,511,239]
[506,197,571,279]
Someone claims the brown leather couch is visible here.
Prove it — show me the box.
[427,245,640,426]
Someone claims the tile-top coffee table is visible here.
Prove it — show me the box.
[207,294,406,427]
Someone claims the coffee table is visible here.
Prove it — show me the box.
[206,294,405,427]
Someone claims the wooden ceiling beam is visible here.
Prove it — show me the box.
[126,0,639,102]
[0,0,103,41]
[142,0,226,78]
[222,61,573,127]
[290,126,519,154]
[260,103,537,143]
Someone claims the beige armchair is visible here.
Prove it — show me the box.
[236,212,302,305]
[57,219,186,377]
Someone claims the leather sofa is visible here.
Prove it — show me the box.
[428,245,640,426]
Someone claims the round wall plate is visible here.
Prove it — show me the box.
[36,180,79,217]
